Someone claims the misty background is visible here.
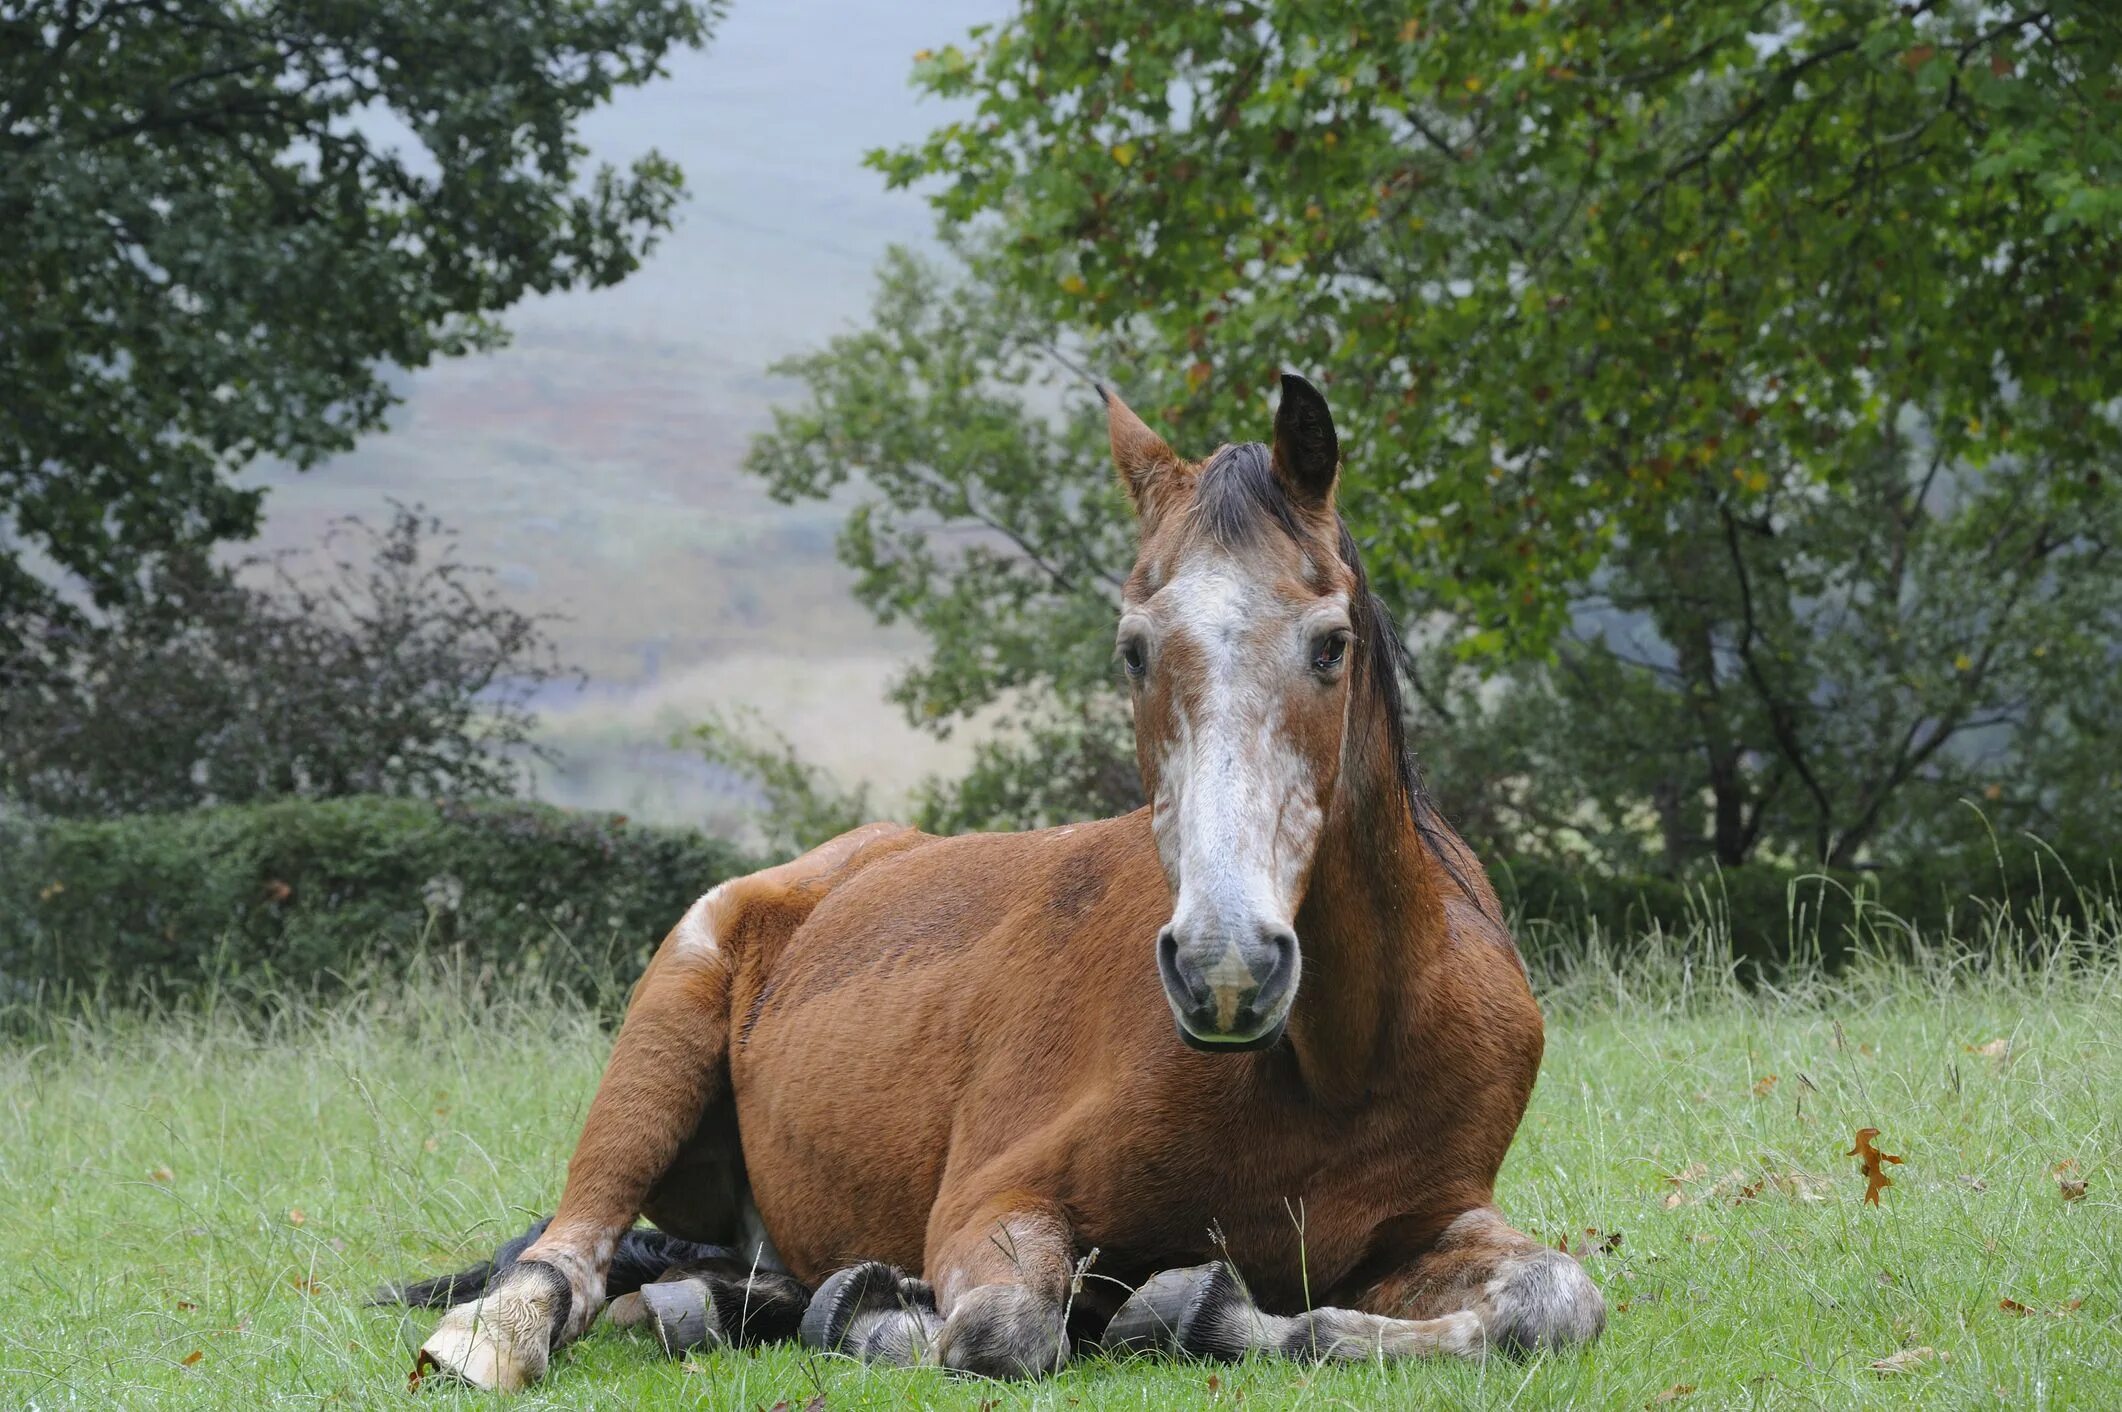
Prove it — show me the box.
[241,0,1009,827]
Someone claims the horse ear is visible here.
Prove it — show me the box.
[1271,372,1339,510]
[1100,385,1187,521]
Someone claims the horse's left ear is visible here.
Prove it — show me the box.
[1271,372,1339,511]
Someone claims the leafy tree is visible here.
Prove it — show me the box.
[0,0,721,662]
[1,505,569,816]
[747,2,2121,866]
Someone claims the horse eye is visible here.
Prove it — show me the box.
[1120,639,1147,679]
[1311,630,1350,674]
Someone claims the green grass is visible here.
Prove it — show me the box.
[2,932,2117,1410]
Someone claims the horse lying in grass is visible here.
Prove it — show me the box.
[391,375,1604,1390]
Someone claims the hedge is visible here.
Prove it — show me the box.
[2,795,2112,1006]
[1491,835,2119,971]
[0,796,754,1006]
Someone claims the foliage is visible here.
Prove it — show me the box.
[689,709,874,857]
[0,0,722,658]
[1,505,569,817]
[0,795,752,1005]
[751,1,2121,868]
[746,248,1146,832]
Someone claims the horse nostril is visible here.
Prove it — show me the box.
[1156,927,1205,1008]
[1257,930,1298,998]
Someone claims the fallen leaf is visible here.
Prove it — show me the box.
[291,1277,322,1296]
[1647,1384,1695,1406]
[1964,1038,2011,1061]
[1685,1232,1718,1245]
[1663,1191,1684,1209]
[1870,1346,1944,1375]
[150,1166,174,1183]
[1999,1297,2030,1316]
[1665,1162,1707,1187]
[2059,1178,2087,1202]
[288,1207,306,1227]
[175,1300,196,1312]
[1206,1373,1222,1395]
[181,1350,204,1367]
[1848,1128,1904,1205]
[1753,1073,1780,1098]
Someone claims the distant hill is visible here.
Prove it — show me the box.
[239,1,1012,828]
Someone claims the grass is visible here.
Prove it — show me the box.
[1,923,2117,1410]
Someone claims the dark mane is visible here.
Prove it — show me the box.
[1187,443,1478,905]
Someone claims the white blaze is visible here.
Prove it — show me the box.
[1148,560,1331,958]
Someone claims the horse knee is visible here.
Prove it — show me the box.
[934,1283,1068,1378]
[1478,1247,1605,1353]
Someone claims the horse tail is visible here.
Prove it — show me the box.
[375,1216,745,1308]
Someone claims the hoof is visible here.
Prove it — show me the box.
[640,1276,723,1355]
[413,1260,571,1392]
[1100,1262,1249,1360]
[798,1261,940,1365]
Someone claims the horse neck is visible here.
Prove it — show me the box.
[1284,706,1444,1106]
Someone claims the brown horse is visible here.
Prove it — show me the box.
[403,375,1603,1391]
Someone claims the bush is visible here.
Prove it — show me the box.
[1491,833,2121,972]
[0,797,754,1007]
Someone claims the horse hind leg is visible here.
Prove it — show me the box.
[415,886,747,1391]
[412,827,910,1391]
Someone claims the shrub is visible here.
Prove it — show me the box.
[0,796,753,1007]
[1491,834,2120,973]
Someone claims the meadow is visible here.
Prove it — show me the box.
[2,916,2115,1410]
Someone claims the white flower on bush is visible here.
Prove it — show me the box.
[421,874,465,915]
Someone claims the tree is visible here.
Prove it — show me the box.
[0,0,721,661]
[744,1,2120,867]
[1,504,569,816]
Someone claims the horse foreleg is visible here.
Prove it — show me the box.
[1102,1208,1601,1365]
[1359,1206,1606,1353]
[801,1196,1079,1378]
[416,891,738,1392]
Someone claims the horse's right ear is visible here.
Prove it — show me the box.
[1100,385,1187,522]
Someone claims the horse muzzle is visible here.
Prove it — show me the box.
[1156,924,1298,1051]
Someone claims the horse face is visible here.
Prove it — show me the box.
[1105,376,1352,1051]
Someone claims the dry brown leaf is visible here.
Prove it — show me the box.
[1870,1346,1944,1375]
[175,1300,197,1312]
[1685,1232,1718,1245]
[1848,1128,1904,1205]
[149,1166,174,1183]
[288,1207,306,1227]
[290,1276,322,1296]
[1964,1038,2011,1061]
[1752,1073,1780,1098]
[1663,1191,1684,1209]
[1647,1384,1695,1406]
[1999,1297,2030,1316]
[2059,1178,2088,1201]
[181,1350,204,1368]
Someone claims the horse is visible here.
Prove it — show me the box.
[395,374,1604,1391]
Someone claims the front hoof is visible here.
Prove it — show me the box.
[412,1260,571,1392]
[1100,1261,1249,1359]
